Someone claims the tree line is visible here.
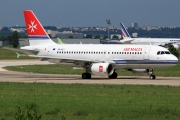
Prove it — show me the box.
[0,31,19,48]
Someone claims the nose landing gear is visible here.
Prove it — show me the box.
[149,69,156,79]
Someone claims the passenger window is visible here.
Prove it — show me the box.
[161,51,165,54]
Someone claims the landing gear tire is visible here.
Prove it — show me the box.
[82,73,91,79]
[150,74,156,79]
[108,72,118,79]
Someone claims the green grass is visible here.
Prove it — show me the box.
[0,82,180,120]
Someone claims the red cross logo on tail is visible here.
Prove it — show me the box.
[24,10,47,36]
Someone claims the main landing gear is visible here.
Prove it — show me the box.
[150,74,156,79]
[82,73,91,79]
[82,72,118,79]
[149,69,156,79]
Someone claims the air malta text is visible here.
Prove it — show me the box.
[123,48,142,51]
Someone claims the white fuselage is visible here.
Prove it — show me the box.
[22,44,178,70]
[131,38,180,46]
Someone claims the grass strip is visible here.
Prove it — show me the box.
[0,83,180,120]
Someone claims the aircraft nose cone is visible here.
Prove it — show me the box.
[172,55,179,64]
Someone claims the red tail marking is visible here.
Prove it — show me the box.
[122,32,126,38]
[23,10,47,36]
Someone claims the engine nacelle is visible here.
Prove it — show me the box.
[91,63,114,76]
[127,69,152,75]
[172,44,179,50]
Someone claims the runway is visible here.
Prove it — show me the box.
[0,60,180,86]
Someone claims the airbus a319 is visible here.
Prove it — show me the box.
[20,10,178,79]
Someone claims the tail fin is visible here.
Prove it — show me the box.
[120,23,131,39]
[23,10,55,46]
[57,37,64,44]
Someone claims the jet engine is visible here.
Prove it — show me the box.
[127,69,152,75]
[91,63,114,76]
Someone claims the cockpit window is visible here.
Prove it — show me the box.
[157,51,160,55]
[161,51,165,54]
[165,51,170,54]
[157,51,171,55]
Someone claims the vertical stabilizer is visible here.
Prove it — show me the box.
[57,37,64,44]
[23,10,55,46]
[120,23,131,39]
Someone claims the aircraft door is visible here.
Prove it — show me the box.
[143,47,150,60]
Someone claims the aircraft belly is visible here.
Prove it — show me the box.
[125,64,176,69]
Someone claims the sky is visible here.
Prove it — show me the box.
[0,0,180,27]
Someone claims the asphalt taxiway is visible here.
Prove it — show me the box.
[0,60,180,86]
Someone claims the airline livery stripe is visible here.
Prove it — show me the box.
[28,36,49,39]
[113,60,178,64]
[120,23,130,37]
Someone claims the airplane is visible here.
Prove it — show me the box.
[20,10,178,79]
[120,23,180,49]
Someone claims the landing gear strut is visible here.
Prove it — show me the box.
[149,69,156,79]
[82,63,92,79]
